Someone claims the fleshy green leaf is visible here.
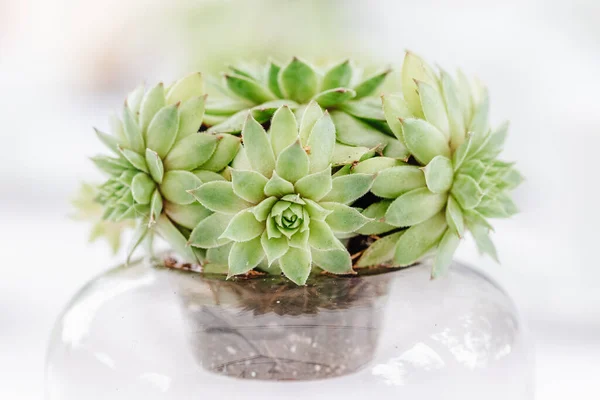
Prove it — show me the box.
[423,155,454,193]
[160,170,202,205]
[303,198,331,221]
[279,57,318,103]
[322,202,371,233]
[242,116,276,177]
[307,219,339,250]
[122,104,146,153]
[119,147,148,173]
[313,88,356,108]
[228,237,265,277]
[294,166,332,201]
[352,157,404,174]
[353,69,390,99]
[127,84,145,115]
[331,143,372,165]
[372,165,425,199]
[149,189,163,225]
[189,212,233,248]
[468,88,490,138]
[321,173,374,205]
[452,133,472,171]
[451,174,484,209]
[385,188,447,227]
[382,94,412,143]
[321,60,352,91]
[431,229,460,278]
[394,212,447,266]
[356,200,396,235]
[279,246,312,285]
[263,171,295,197]
[231,169,268,203]
[155,214,199,263]
[177,96,206,139]
[288,228,309,249]
[307,112,336,173]
[276,141,309,183]
[164,201,212,230]
[440,70,466,150]
[252,196,278,222]
[401,51,436,118]
[466,220,499,262]
[163,133,219,171]
[192,170,226,182]
[446,196,465,237]
[267,61,283,98]
[145,149,164,183]
[298,101,323,145]
[221,210,264,242]
[166,72,204,104]
[206,242,233,266]
[261,231,288,265]
[339,97,386,121]
[131,173,155,205]
[200,134,241,172]
[269,106,298,157]
[225,74,275,103]
[189,181,251,214]
[94,128,121,155]
[357,231,404,268]
[401,118,451,164]
[311,245,354,275]
[139,83,166,134]
[417,80,450,138]
[126,221,149,264]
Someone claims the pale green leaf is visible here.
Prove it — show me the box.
[261,231,288,266]
[394,212,447,266]
[446,196,465,237]
[331,143,372,165]
[321,173,374,205]
[122,104,145,153]
[307,112,336,173]
[401,118,451,164]
[279,57,318,103]
[164,201,212,230]
[401,51,436,118]
[206,242,233,266]
[431,229,460,278]
[149,189,163,224]
[276,141,309,183]
[467,220,499,262]
[294,166,332,201]
[163,133,218,171]
[385,187,447,227]
[440,70,466,150]
[242,116,276,177]
[225,73,275,103]
[298,101,323,146]
[269,106,298,157]
[200,134,241,172]
[451,174,484,209]
[263,171,295,197]
[322,202,371,233]
[313,88,356,108]
[423,155,454,193]
[308,219,339,250]
[356,200,396,235]
[221,210,264,242]
[189,181,251,214]
[145,148,164,183]
[147,103,179,158]
[321,60,352,91]
[267,61,283,98]
[177,96,206,139]
[155,214,199,263]
[352,157,404,174]
[94,128,121,155]
[139,83,166,134]
[372,165,425,199]
[311,245,354,275]
[252,196,278,222]
[382,94,412,143]
[357,231,404,268]
[131,173,155,205]
[119,147,148,173]
[126,84,145,115]
[160,170,202,205]
[279,246,312,285]
[353,69,390,99]
[231,169,268,203]
[228,236,265,277]
[166,72,204,104]
[126,221,148,264]
[417,80,450,138]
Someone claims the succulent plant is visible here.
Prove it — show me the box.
[85,53,522,285]
[188,104,373,285]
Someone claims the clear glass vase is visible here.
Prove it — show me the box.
[45,255,534,399]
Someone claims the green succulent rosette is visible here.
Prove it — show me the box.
[188,105,373,285]
[85,53,522,285]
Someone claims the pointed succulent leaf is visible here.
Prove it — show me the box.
[322,202,371,233]
[231,169,268,203]
[466,221,499,262]
[339,97,386,121]
[193,170,225,182]
[499,168,524,190]
[322,60,352,91]
[401,118,451,164]
[440,70,466,150]
[382,94,412,143]
[200,134,241,172]
[394,212,447,266]
[279,57,318,103]
[259,231,287,266]
[276,141,309,183]
[146,104,180,158]
[127,84,145,115]
[321,173,374,205]
[303,198,331,221]
[279,246,312,285]
[451,174,484,209]
[219,210,264,242]
[298,101,323,145]
[452,133,472,171]
[94,128,121,155]
[423,155,454,193]
[385,187,447,227]
[145,148,164,183]
[118,148,148,173]
[356,200,396,235]
[140,83,166,134]
[288,228,309,249]
[149,189,163,225]
[456,69,473,122]
[164,201,212,230]
[294,166,332,201]
[468,89,490,139]
[372,165,425,199]
[122,104,145,153]
[131,173,155,205]
[431,229,460,278]
[269,106,298,157]
[163,133,219,171]
[402,51,436,117]
[205,242,233,266]
[313,88,356,108]
[357,231,405,268]
[252,196,278,221]
[263,171,295,197]
[311,245,354,275]
[155,214,199,263]
[189,181,251,214]
[353,69,390,99]
[242,117,276,177]
[417,80,450,138]
[267,61,283,98]
[178,96,206,139]
[160,170,201,205]
[307,112,336,173]
[166,72,204,104]
[352,157,403,174]
[126,221,149,264]
[477,121,509,159]
[207,109,249,134]
[109,113,126,142]
[331,143,372,165]
[228,237,265,277]
[307,219,339,250]
[189,213,233,248]
[446,196,465,237]
[225,74,276,103]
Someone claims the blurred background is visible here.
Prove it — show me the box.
[1,0,599,398]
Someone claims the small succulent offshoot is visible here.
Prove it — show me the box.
[85,53,522,284]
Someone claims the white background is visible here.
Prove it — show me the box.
[0,0,599,398]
